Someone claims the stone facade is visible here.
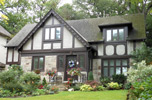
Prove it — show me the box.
[21,56,32,72]
[93,59,101,82]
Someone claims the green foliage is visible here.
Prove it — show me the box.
[88,71,94,81]
[127,60,152,83]
[130,43,152,64]
[50,86,59,93]
[100,77,111,87]
[85,81,99,91]
[19,72,40,93]
[0,65,23,92]
[42,77,47,86]
[96,86,104,91]
[0,89,12,97]
[124,82,132,90]
[107,82,121,90]
[80,84,93,92]
[112,74,127,85]
[129,76,152,99]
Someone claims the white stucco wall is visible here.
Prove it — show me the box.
[53,43,61,49]
[136,41,143,49]
[8,48,13,62]
[63,27,73,48]
[74,38,84,48]
[54,17,60,25]
[105,45,114,55]
[116,45,125,55]
[127,41,134,55]
[0,36,7,64]
[43,43,51,49]
[45,17,53,25]
[98,44,104,56]
[33,28,42,50]
[14,50,19,62]
[23,38,32,50]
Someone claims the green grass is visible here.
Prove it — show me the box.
[0,90,127,100]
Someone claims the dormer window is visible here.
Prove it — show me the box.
[106,28,125,42]
[44,27,61,40]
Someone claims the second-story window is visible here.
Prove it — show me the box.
[44,27,61,40]
[106,28,125,42]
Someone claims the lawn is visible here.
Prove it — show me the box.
[0,90,127,100]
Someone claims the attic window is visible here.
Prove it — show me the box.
[44,27,61,40]
[106,28,125,42]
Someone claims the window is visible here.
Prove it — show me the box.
[58,55,64,68]
[79,55,85,68]
[106,28,125,42]
[33,57,44,71]
[103,59,128,77]
[44,27,61,40]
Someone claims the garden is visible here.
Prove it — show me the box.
[0,43,152,100]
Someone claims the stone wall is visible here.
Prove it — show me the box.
[21,56,32,72]
[93,59,101,82]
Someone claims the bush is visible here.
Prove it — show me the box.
[124,82,132,90]
[0,89,12,97]
[42,77,47,86]
[20,72,40,93]
[0,65,23,92]
[100,77,111,87]
[50,86,59,93]
[127,60,152,83]
[88,71,94,81]
[129,76,152,100]
[107,82,121,90]
[80,84,93,92]
[112,74,127,85]
[85,81,99,91]
[97,85,104,91]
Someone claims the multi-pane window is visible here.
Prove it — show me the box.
[33,57,44,71]
[103,59,128,77]
[79,55,85,68]
[106,28,125,42]
[45,27,61,40]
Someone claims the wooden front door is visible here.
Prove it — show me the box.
[64,55,78,81]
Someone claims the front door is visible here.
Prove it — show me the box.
[64,55,78,81]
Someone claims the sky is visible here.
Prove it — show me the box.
[59,0,73,6]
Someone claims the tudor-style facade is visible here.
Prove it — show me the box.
[5,9,146,82]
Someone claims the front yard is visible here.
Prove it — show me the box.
[1,90,127,100]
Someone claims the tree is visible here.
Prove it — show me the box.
[31,0,60,23]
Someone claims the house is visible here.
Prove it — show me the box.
[5,9,146,82]
[0,25,11,70]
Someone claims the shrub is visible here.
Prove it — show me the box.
[129,76,152,100]
[50,86,59,93]
[100,77,111,87]
[0,89,12,97]
[127,60,152,83]
[124,82,132,90]
[107,82,121,90]
[85,81,99,91]
[97,85,104,91]
[0,65,23,92]
[112,74,127,85]
[42,77,47,86]
[80,84,93,92]
[20,72,40,93]
[88,71,94,81]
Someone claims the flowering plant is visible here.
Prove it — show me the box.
[68,60,75,68]
[67,68,81,76]
[47,70,56,76]
[50,86,59,93]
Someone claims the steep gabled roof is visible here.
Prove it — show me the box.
[0,25,11,37]
[6,9,89,48]
[6,12,146,47]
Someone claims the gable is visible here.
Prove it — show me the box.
[22,12,85,51]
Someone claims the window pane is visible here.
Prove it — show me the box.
[116,67,121,74]
[59,56,64,68]
[107,30,111,41]
[103,60,108,66]
[122,60,128,66]
[110,67,114,76]
[45,28,50,40]
[110,60,114,66]
[39,57,44,70]
[119,29,124,41]
[113,29,117,41]
[104,67,108,77]
[116,60,121,66]
[51,28,55,39]
[56,27,61,39]
[122,67,128,76]
[34,57,38,70]
[79,55,85,68]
